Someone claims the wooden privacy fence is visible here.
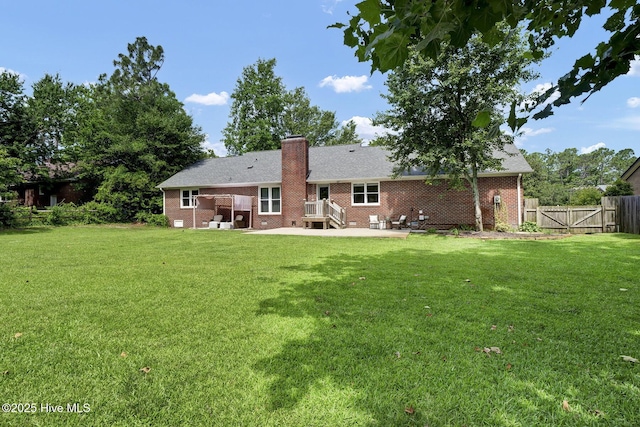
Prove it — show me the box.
[619,196,640,234]
[524,197,622,233]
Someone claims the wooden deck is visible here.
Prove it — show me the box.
[301,216,330,229]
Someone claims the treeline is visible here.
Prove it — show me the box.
[1,37,206,224]
[522,147,636,205]
[1,38,361,226]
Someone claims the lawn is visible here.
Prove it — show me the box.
[0,226,638,426]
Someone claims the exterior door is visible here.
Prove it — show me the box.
[318,185,330,201]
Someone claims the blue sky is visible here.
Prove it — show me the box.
[2,1,638,158]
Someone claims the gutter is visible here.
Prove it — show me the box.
[517,174,522,226]
[161,189,166,216]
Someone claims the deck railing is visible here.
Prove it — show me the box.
[327,200,346,227]
[304,200,326,217]
[304,199,346,228]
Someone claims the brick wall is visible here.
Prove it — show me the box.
[281,136,309,227]
[308,176,523,229]
[165,175,523,230]
[164,186,286,229]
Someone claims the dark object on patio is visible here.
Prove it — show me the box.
[391,215,407,229]
[234,215,246,228]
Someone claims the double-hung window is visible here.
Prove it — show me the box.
[259,186,281,214]
[180,189,199,208]
[352,182,379,205]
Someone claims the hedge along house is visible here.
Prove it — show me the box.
[157,136,533,230]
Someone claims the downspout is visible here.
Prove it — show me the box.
[517,174,522,227]
[160,188,166,215]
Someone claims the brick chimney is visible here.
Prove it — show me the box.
[281,135,309,227]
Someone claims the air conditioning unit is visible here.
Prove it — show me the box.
[494,195,501,204]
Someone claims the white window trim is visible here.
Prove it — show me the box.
[351,182,380,206]
[180,188,199,209]
[258,186,281,215]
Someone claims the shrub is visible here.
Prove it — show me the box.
[519,221,542,233]
[604,179,633,196]
[135,212,170,227]
[45,203,74,226]
[494,222,512,232]
[81,201,119,224]
[0,202,16,229]
[571,187,602,205]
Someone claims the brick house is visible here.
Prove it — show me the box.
[157,136,533,230]
[12,163,89,208]
[621,156,640,195]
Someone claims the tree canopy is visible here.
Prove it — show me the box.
[522,147,636,204]
[333,0,640,123]
[223,58,362,155]
[375,29,537,230]
[75,37,206,221]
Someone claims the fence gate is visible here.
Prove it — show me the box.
[524,197,619,233]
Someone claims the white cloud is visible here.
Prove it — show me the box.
[627,57,640,77]
[184,91,229,106]
[0,67,26,81]
[580,142,606,154]
[319,75,372,93]
[202,136,228,157]
[519,127,554,138]
[627,97,640,108]
[513,126,554,147]
[344,116,393,142]
[529,82,560,107]
[609,115,640,131]
[321,0,343,14]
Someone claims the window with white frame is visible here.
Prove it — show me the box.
[352,182,379,205]
[259,186,281,214]
[180,189,199,208]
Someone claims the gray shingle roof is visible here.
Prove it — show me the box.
[157,143,532,189]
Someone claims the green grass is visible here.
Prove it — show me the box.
[0,226,639,426]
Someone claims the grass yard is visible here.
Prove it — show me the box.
[0,226,639,426]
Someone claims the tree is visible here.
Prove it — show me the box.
[375,30,537,230]
[223,58,286,155]
[333,0,640,124]
[571,187,603,205]
[223,58,361,155]
[611,148,637,177]
[328,120,363,146]
[0,70,35,182]
[523,147,636,204]
[76,37,205,221]
[282,87,338,147]
[604,179,634,196]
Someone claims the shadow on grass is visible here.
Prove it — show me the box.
[0,226,54,235]
[253,237,640,426]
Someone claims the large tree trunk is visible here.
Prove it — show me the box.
[470,163,483,231]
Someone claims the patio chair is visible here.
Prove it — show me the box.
[391,215,407,229]
[369,214,379,229]
[209,214,224,228]
[233,215,246,229]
